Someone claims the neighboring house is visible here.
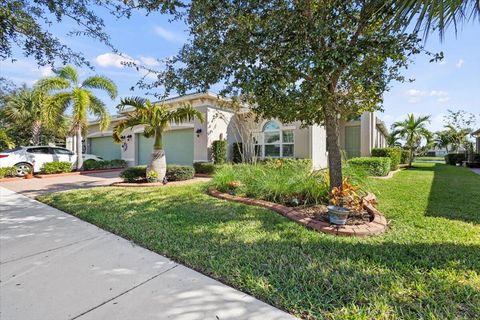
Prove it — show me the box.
[473,128,480,153]
[67,92,389,169]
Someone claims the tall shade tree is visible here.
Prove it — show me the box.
[40,65,117,169]
[392,114,431,166]
[157,1,423,188]
[113,97,204,181]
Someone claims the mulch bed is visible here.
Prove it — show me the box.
[208,188,388,237]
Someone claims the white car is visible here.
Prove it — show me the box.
[0,146,103,176]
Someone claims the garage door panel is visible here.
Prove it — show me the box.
[89,137,121,160]
[137,129,193,166]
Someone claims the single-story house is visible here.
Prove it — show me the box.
[473,128,480,153]
[66,92,388,169]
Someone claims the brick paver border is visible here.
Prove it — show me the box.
[208,188,388,237]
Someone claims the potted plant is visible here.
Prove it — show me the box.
[24,167,33,180]
[328,178,363,225]
[146,170,159,183]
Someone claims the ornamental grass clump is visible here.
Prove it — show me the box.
[212,161,329,206]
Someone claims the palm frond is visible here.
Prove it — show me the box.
[117,97,149,112]
[169,104,205,124]
[82,75,118,100]
[88,93,111,131]
[55,65,79,85]
[35,77,70,93]
[112,116,144,143]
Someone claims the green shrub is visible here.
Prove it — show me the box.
[212,140,227,164]
[400,150,409,164]
[212,163,328,206]
[166,165,195,181]
[371,148,401,170]
[40,161,73,174]
[83,159,127,171]
[445,153,466,165]
[347,157,391,176]
[232,142,243,163]
[120,166,146,182]
[0,166,17,178]
[193,162,216,174]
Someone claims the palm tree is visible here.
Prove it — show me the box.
[395,0,480,40]
[113,97,204,181]
[386,132,402,148]
[445,124,471,152]
[434,130,451,153]
[40,66,117,169]
[2,85,60,145]
[392,114,431,167]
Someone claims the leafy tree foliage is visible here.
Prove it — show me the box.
[157,1,424,188]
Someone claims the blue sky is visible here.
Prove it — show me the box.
[1,7,479,132]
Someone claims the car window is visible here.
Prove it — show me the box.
[26,147,51,154]
[53,148,74,155]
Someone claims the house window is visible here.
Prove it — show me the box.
[258,121,294,158]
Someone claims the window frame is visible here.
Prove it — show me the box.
[256,120,295,159]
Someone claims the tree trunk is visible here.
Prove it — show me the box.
[147,129,167,181]
[76,128,83,170]
[408,147,414,167]
[147,149,167,181]
[31,120,42,145]
[325,113,342,190]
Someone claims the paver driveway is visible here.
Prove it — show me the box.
[0,187,294,320]
[0,171,123,198]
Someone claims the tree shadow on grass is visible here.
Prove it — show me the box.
[414,163,480,224]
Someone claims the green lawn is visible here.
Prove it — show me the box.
[415,156,445,162]
[38,163,480,319]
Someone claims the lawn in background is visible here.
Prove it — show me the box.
[39,163,480,319]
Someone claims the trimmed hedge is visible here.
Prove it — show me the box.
[261,158,312,169]
[212,140,227,164]
[371,148,402,170]
[120,166,146,182]
[0,166,17,178]
[120,165,195,182]
[40,161,73,174]
[347,157,391,176]
[401,150,409,164]
[193,162,216,174]
[445,153,466,165]
[83,159,127,171]
[166,165,195,181]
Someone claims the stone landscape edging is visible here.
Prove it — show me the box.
[35,168,123,179]
[370,168,403,180]
[208,188,388,237]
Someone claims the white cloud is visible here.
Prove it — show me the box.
[404,89,449,103]
[154,26,177,42]
[95,53,138,68]
[456,59,464,68]
[139,56,160,67]
[37,66,54,77]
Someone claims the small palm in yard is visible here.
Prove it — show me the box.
[2,85,66,146]
[392,113,431,167]
[39,66,117,169]
[113,97,204,181]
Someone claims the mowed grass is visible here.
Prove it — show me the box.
[38,163,480,319]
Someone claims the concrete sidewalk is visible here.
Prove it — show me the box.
[0,187,295,320]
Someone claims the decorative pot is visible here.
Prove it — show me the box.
[327,205,350,225]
